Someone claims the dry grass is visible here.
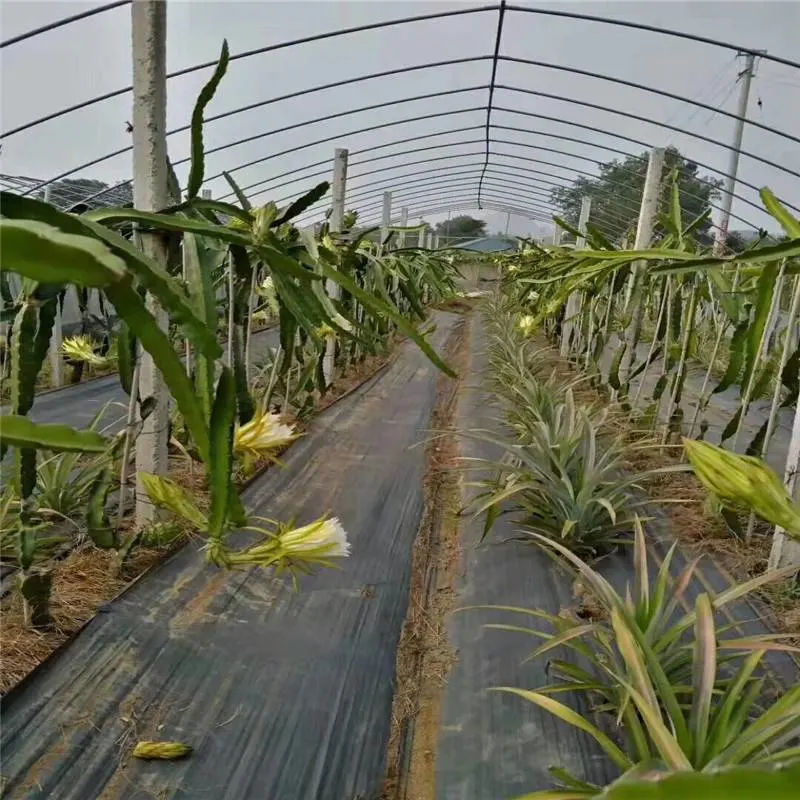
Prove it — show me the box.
[0,339,399,696]
[0,546,163,694]
[381,317,469,800]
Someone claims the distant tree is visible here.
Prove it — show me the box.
[551,146,722,245]
[435,215,487,243]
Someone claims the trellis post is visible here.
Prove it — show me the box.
[619,146,665,385]
[713,52,757,255]
[323,147,348,385]
[380,191,392,252]
[398,206,409,247]
[768,397,800,570]
[559,195,591,356]
[132,0,170,528]
[43,185,64,388]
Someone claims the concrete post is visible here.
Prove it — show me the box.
[44,183,64,388]
[560,196,591,356]
[768,393,800,569]
[323,147,348,385]
[713,53,757,255]
[552,222,562,246]
[380,191,392,253]
[398,206,408,247]
[132,0,170,528]
[620,147,665,382]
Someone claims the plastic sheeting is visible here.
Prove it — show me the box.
[1,314,459,800]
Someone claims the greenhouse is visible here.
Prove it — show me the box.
[0,2,799,799]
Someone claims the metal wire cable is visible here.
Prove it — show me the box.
[295,169,642,231]
[253,119,633,201]
[290,164,642,229]
[1,5,499,138]
[219,125,488,199]
[206,94,798,210]
[17,74,795,213]
[201,109,487,185]
[356,188,557,221]
[232,117,769,222]
[342,186,598,229]
[360,199,552,226]
[285,137,767,233]
[499,55,799,145]
[0,1,131,49]
[7,2,797,140]
[314,185,631,240]
[477,0,507,210]
[173,86,488,168]
[332,175,561,213]
[505,5,800,71]
[186,57,491,137]
[360,195,624,238]
[498,85,800,180]
[20,106,487,196]
[497,105,800,215]
[373,200,625,241]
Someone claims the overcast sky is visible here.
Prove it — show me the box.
[2,1,798,239]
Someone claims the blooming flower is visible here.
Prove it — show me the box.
[222,515,352,584]
[518,315,536,336]
[234,413,296,459]
[278,516,351,558]
[61,335,108,366]
[316,324,336,340]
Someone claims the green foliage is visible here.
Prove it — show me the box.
[435,214,487,242]
[0,416,108,453]
[551,147,721,244]
[187,39,230,199]
[516,763,800,799]
[466,295,676,556]
[487,523,800,794]
[0,37,461,621]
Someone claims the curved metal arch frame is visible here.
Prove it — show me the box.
[351,188,604,233]
[346,176,560,214]
[292,168,637,233]
[366,200,554,228]
[363,193,557,226]
[6,2,797,135]
[360,196,559,229]
[18,72,798,207]
[354,185,557,215]
[287,143,762,233]
[374,197,550,222]
[221,107,784,219]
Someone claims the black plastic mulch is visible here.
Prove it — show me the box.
[1,313,460,800]
[435,318,797,800]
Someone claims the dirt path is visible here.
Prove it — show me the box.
[0,313,463,800]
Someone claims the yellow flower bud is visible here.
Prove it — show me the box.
[132,741,192,760]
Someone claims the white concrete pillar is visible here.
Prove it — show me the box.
[323,147,348,385]
[560,196,591,356]
[132,0,170,528]
[398,206,409,247]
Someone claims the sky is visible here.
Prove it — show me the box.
[1,0,799,240]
